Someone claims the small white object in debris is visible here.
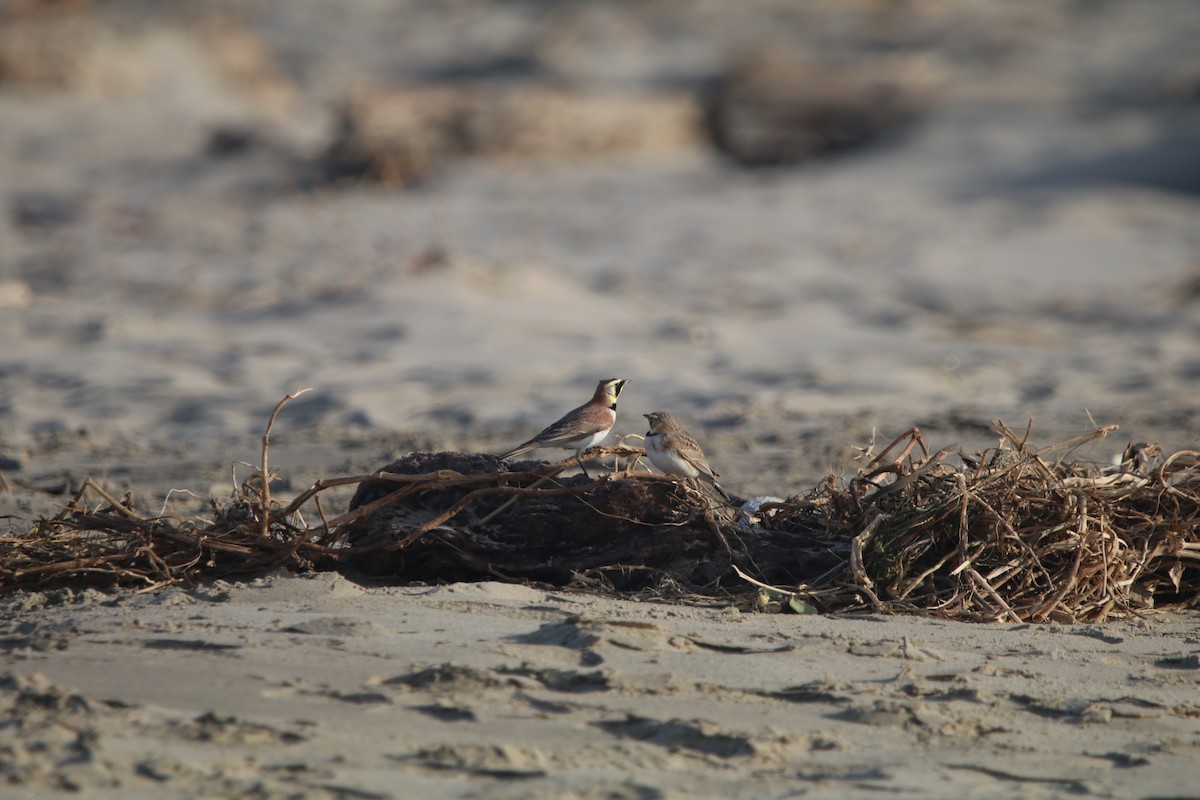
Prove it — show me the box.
[737,495,785,526]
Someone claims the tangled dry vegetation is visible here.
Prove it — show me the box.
[763,422,1200,622]
[1,392,1198,623]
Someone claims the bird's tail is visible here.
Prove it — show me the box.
[499,442,535,461]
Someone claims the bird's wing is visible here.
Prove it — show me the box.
[527,404,605,445]
[678,434,719,480]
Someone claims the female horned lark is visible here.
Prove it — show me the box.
[500,378,628,477]
[643,411,730,501]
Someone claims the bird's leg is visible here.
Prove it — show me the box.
[576,450,592,479]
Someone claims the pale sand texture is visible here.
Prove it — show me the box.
[4,575,1200,799]
[2,2,1200,797]
[1,0,1198,514]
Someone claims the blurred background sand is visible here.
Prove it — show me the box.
[1,0,1198,518]
[4,4,1200,797]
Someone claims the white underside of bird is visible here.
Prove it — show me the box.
[504,426,612,459]
[645,433,705,479]
[562,428,612,453]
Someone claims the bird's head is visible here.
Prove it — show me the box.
[643,410,671,433]
[596,378,628,407]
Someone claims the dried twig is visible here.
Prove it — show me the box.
[259,388,312,539]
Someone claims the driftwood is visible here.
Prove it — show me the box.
[343,450,845,593]
[338,423,1200,621]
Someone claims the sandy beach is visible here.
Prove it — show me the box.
[5,575,1200,798]
[2,1,1200,796]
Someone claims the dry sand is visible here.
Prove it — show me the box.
[5,576,1200,799]
[2,1,1200,797]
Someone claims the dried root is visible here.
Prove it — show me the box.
[760,422,1200,622]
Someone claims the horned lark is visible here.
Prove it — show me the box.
[500,378,628,477]
[643,411,730,501]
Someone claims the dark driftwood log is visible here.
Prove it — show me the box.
[343,451,844,593]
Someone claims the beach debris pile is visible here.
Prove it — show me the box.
[2,412,1197,623]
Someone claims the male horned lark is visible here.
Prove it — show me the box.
[643,411,730,501]
[500,378,628,477]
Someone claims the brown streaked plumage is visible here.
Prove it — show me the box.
[500,378,628,477]
[643,410,730,501]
